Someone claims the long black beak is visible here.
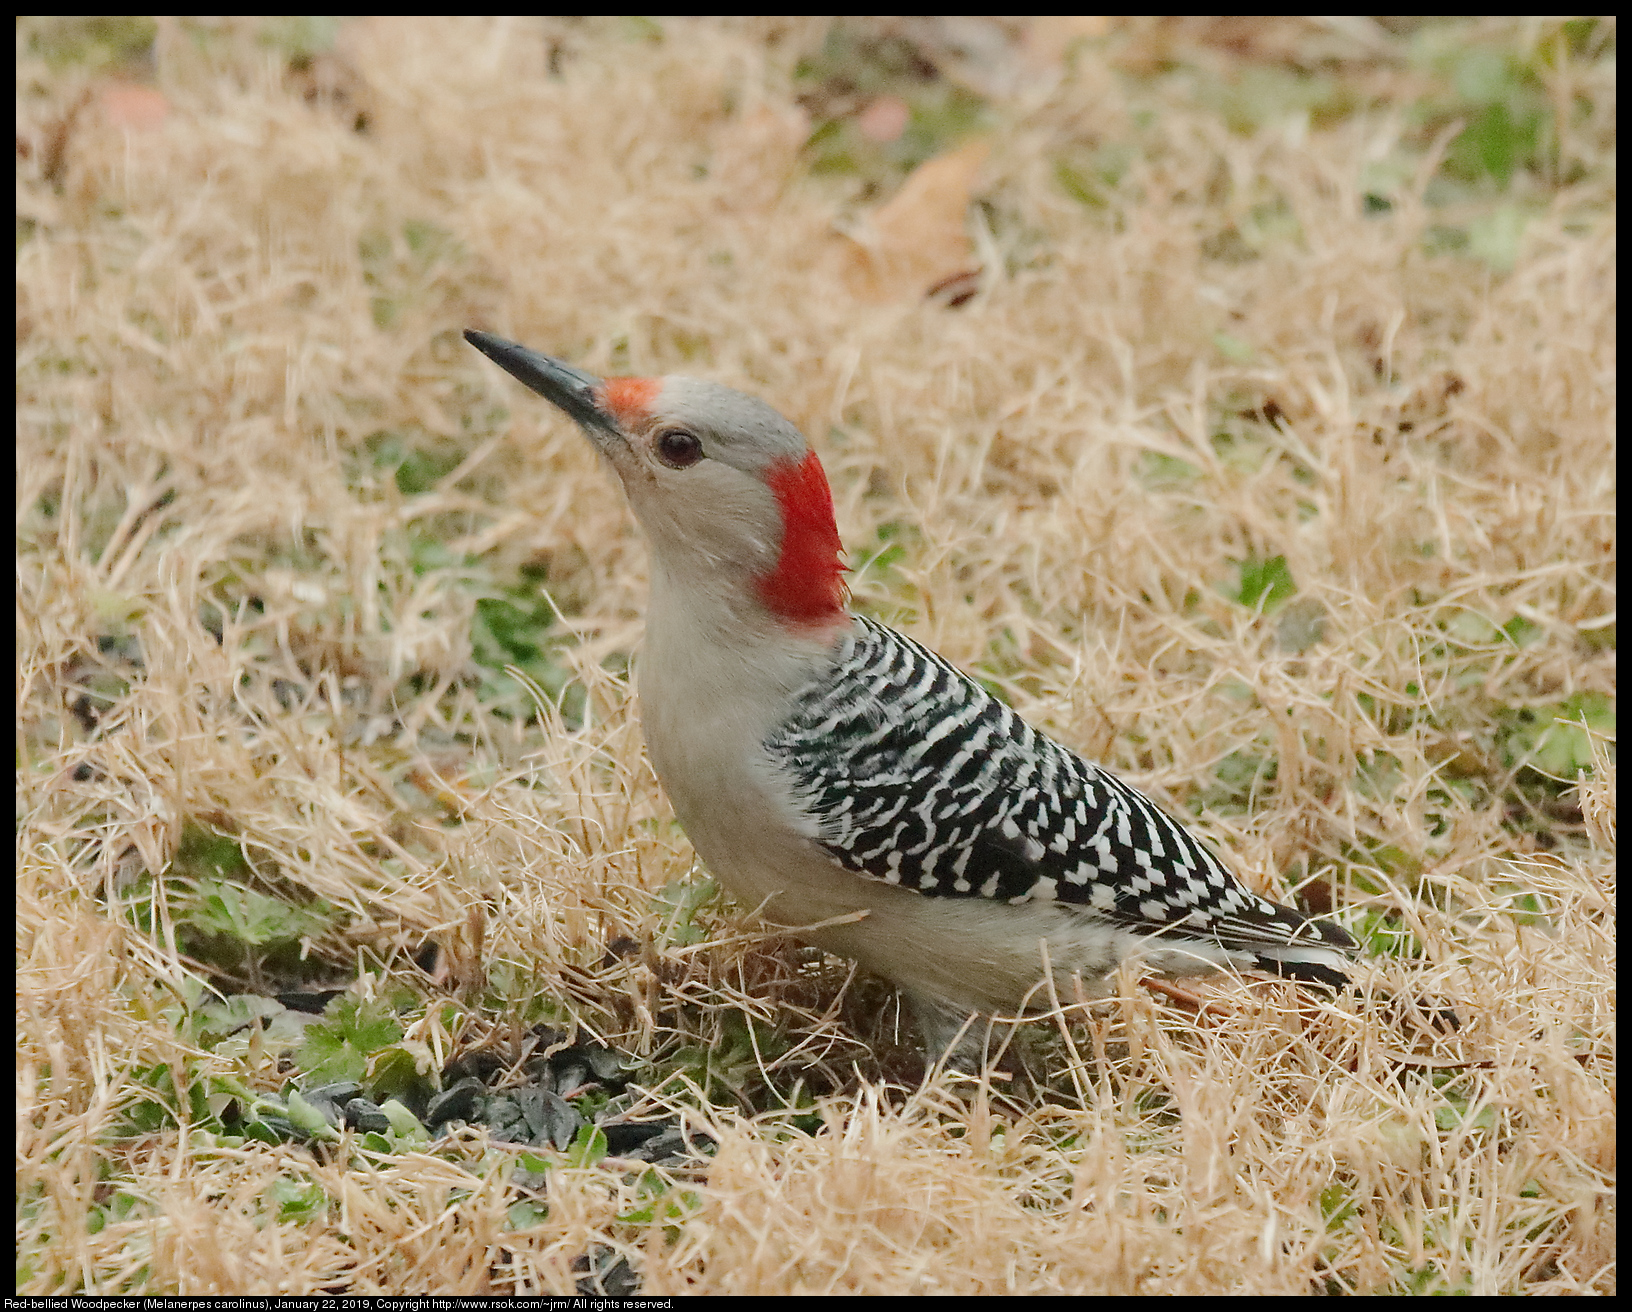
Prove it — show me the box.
[463,330,618,434]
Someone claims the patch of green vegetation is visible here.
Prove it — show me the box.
[1136,19,1606,276]
[650,875,721,949]
[976,626,1050,705]
[1485,884,1555,931]
[847,519,924,628]
[616,1179,705,1238]
[1127,1086,1181,1136]
[172,825,256,884]
[795,22,992,193]
[83,1181,152,1237]
[119,1062,215,1135]
[1053,142,1134,211]
[1400,21,1605,267]
[469,564,588,726]
[1352,753,1408,807]
[1422,774,1485,846]
[1203,197,1305,265]
[1275,596,1328,653]
[1345,908,1425,960]
[121,825,342,983]
[365,1040,430,1109]
[1202,746,1277,813]
[1211,331,1255,363]
[1393,1262,1474,1296]
[616,15,665,45]
[1220,553,1297,614]
[507,1198,551,1230]
[257,15,342,62]
[650,1011,794,1110]
[108,976,472,1154]
[1383,618,1612,819]
[24,17,157,72]
[1200,64,1359,138]
[1135,450,1201,489]
[158,1003,724,1181]
[1319,1180,1358,1230]
[849,519,920,596]
[364,429,468,497]
[1464,204,1531,273]
[1417,41,1547,190]
[1338,836,1427,898]
[265,1174,330,1224]
[173,877,334,976]
[1430,1073,1499,1135]
[1442,608,1534,649]
[1497,691,1614,785]
[851,518,914,577]
[564,1123,610,1169]
[297,994,407,1086]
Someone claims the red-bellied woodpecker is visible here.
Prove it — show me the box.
[466,329,1358,1057]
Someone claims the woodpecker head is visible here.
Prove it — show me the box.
[465,330,847,631]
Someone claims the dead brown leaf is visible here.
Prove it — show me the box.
[838,138,990,304]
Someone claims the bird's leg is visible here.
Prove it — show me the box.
[908,993,991,1074]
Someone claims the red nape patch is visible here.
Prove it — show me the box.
[758,450,848,627]
[598,376,662,428]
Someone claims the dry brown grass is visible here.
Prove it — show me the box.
[18,16,1614,1295]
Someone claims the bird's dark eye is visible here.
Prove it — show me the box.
[654,429,704,469]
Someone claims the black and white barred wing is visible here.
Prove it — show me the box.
[764,617,1353,978]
